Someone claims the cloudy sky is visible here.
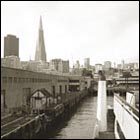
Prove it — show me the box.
[1,1,139,67]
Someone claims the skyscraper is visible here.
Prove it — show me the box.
[121,60,125,69]
[95,64,103,74]
[4,34,19,57]
[50,59,69,73]
[104,61,111,69]
[58,60,69,73]
[84,58,90,69]
[35,16,47,62]
[75,60,80,69]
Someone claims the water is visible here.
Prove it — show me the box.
[40,96,113,139]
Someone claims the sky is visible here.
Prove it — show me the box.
[1,1,139,67]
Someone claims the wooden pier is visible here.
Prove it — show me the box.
[1,90,89,139]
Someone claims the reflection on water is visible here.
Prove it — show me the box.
[55,97,97,139]
[40,96,113,139]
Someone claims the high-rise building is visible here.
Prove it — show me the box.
[58,60,69,73]
[74,60,80,69]
[104,61,111,69]
[4,34,19,57]
[134,63,139,69]
[117,64,122,69]
[84,58,90,69]
[35,16,47,62]
[113,62,116,68]
[95,64,103,73]
[50,59,69,73]
[121,60,125,69]
[50,59,61,71]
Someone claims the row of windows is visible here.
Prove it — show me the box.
[69,80,80,83]
[2,77,52,84]
[52,85,67,96]
[58,80,68,83]
[2,77,70,84]
[2,85,68,109]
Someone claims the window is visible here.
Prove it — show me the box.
[1,90,6,112]
[69,80,79,83]
[26,78,28,83]
[35,79,37,83]
[19,78,21,83]
[8,77,12,83]
[52,86,55,97]
[23,88,31,105]
[21,78,25,83]
[14,77,17,83]
[65,85,67,93]
[59,85,62,95]
[29,78,32,83]
[3,77,7,83]
[32,78,35,83]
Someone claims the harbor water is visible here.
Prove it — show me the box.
[39,96,113,139]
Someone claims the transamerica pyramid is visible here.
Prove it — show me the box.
[35,16,47,62]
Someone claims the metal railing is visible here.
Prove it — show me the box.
[114,94,139,118]
[114,94,139,139]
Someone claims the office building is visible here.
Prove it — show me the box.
[104,61,111,69]
[4,34,19,57]
[84,58,90,69]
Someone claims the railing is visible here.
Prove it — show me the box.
[114,94,139,139]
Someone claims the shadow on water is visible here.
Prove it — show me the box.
[36,97,89,139]
[35,95,113,139]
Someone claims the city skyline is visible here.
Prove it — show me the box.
[1,1,139,67]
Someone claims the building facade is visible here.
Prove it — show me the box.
[4,34,19,57]
[1,67,86,113]
[1,67,69,113]
[84,58,90,69]
[50,59,69,73]
[1,56,22,69]
[104,61,111,69]
[95,64,103,74]
[117,64,122,70]
[121,60,125,69]
[58,60,69,73]
[74,60,80,69]
[50,59,61,71]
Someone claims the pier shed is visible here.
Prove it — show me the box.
[30,89,53,114]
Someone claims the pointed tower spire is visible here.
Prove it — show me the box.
[35,16,47,62]
[39,16,43,30]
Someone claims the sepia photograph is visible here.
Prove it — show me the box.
[1,1,139,139]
